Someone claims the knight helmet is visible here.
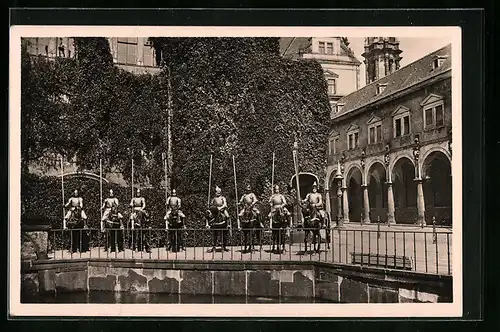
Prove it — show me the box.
[172,189,177,196]
[312,181,318,188]
[274,185,280,192]
[246,184,251,191]
[215,186,222,194]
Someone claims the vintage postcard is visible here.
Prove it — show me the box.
[9,25,462,317]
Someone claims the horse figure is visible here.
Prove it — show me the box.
[301,202,324,254]
[104,206,124,253]
[128,209,151,252]
[66,207,90,253]
[167,206,185,253]
[206,206,229,253]
[240,204,262,252]
[271,207,288,254]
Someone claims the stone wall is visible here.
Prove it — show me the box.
[21,259,452,303]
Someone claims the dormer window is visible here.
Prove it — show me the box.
[432,55,448,70]
[318,41,334,54]
[330,101,338,115]
[376,83,388,95]
[337,103,344,113]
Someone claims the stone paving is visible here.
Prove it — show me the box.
[49,223,453,276]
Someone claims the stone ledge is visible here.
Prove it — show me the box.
[21,258,452,303]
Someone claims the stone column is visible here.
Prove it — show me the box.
[336,182,343,226]
[362,184,370,223]
[325,189,331,217]
[342,187,349,223]
[415,178,426,226]
[386,182,396,224]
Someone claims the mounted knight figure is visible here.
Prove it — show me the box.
[164,189,186,252]
[268,184,291,253]
[238,184,262,228]
[102,189,124,252]
[101,189,123,229]
[64,189,88,229]
[302,182,328,227]
[238,184,263,252]
[129,188,148,229]
[206,185,230,252]
[268,185,291,225]
[164,189,186,228]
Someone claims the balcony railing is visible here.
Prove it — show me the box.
[34,225,453,276]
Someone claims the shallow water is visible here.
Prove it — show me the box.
[22,291,336,304]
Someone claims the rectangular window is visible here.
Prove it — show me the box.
[329,137,338,155]
[318,42,325,53]
[326,42,333,54]
[369,124,383,144]
[403,115,410,135]
[395,118,402,137]
[424,102,445,129]
[369,127,375,144]
[348,134,353,150]
[354,132,359,148]
[435,104,444,126]
[425,108,433,126]
[117,38,138,65]
[376,124,382,143]
[328,79,336,95]
[127,44,136,64]
[143,44,153,66]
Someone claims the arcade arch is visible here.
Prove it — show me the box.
[392,157,417,222]
[367,162,387,222]
[422,150,452,225]
[346,166,363,222]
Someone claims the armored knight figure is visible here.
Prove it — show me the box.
[268,185,291,222]
[129,188,147,227]
[302,182,328,226]
[211,186,230,222]
[64,189,88,226]
[101,189,123,226]
[238,184,261,224]
[164,189,186,226]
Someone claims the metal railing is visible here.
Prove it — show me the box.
[40,226,452,275]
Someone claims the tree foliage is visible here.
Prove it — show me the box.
[152,37,330,200]
[22,37,331,225]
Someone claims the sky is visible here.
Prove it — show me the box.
[347,37,452,88]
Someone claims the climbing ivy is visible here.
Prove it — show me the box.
[22,37,331,227]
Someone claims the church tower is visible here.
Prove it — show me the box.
[362,37,403,85]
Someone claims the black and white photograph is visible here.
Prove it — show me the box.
[10,26,462,317]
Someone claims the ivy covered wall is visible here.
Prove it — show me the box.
[21,37,331,226]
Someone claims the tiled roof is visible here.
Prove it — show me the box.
[334,43,452,119]
[280,37,311,56]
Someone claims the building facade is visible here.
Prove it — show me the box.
[23,37,161,75]
[280,37,361,114]
[22,37,164,186]
[324,43,452,226]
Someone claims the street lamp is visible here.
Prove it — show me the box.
[293,136,302,226]
[334,161,344,227]
[360,149,366,169]
[413,135,420,178]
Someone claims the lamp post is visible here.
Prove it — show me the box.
[293,137,302,225]
[334,161,344,227]
[413,135,426,227]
